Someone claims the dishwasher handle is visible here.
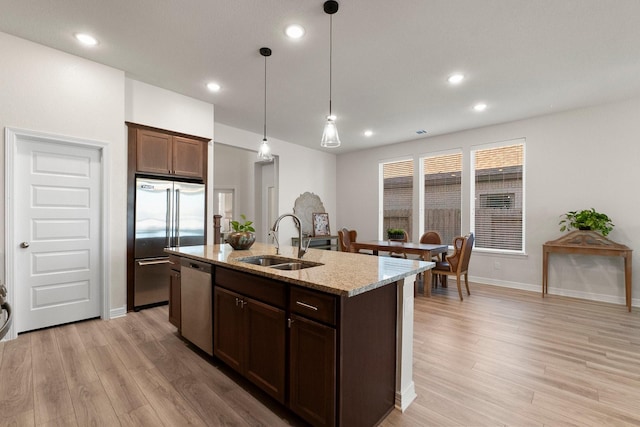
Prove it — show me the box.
[181,258,212,273]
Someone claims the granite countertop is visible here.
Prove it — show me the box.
[165,242,433,297]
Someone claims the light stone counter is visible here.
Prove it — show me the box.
[165,242,433,297]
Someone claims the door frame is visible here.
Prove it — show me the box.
[4,127,111,340]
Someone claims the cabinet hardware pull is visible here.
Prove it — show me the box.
[296,301,318,311]
[137,259,172,266]
[287,318,294,328]
[235,297,240,307]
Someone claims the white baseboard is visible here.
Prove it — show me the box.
[109,305,127,319]
[468,275,637,308]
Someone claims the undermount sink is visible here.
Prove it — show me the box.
[237,255,323,270]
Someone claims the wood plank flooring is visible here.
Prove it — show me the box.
[1,283,639,426]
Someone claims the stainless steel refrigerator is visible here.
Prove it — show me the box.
[134,177,205,308]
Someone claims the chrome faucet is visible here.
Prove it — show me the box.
[269,213,310,258]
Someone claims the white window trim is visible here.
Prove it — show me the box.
[379,156,414,240]
[419,148,463,245]
[470,138,526,255]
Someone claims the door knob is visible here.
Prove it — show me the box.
[20,242,29,248]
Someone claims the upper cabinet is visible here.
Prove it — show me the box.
[129,124,208,181]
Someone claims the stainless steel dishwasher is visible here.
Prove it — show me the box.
[180,258,213,355]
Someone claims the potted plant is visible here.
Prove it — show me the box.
[226,214,256,249]
[559,208,614,236]
[387,228,406,240]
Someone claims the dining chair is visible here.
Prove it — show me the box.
[431,233,475,300]
[389,229,409,258]
[419,230,444,261]
[338,228,357,252]
[418,230,444,287]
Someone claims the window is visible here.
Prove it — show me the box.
[422,152,462,246]
[382,159,414,237]
[471,141,525,252]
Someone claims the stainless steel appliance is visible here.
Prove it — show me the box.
[180,258,213,355]
[134,177,205,308]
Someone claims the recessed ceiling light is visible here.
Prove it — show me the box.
[473,103,487,112]
[285,24,305,39]
[74,33,98,46]
[206,82,221,92]
[364,130,373,137]
[448,73,464,84]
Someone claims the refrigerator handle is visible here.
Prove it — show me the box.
[165,188,171,247]
[175,189,181,246]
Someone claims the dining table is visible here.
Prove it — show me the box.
[349,240,449,297]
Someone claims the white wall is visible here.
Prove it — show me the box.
[125,78,214,139]
[0,32,126,310]
[214,123,337,244]
[337,97,640,308]
[213,143,256,230]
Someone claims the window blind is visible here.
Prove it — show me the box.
[383,160,414,236]
[423,153,462,245]
[472,143,524,251]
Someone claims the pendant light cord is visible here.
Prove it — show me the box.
[263,54,267,140]
[329,14,333,117]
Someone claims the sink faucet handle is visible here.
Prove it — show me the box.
[303,237,312,251]
[268,230,280,254]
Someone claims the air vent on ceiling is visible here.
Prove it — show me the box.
[416,130,427,135]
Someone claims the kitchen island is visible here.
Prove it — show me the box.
[166,242,432,427]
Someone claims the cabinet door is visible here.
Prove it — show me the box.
[169,269,181,328]
[289,314,336,427]
[245,299,286,403]
[136,129,172,174]
[213,287,243,372]
[173,136,205,179]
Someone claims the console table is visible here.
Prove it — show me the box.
[542,230,632,311]
[291,235,338,251]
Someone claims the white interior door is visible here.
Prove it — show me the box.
[14,138,102,333]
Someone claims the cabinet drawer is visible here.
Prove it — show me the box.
[290,287,337,326]
[215,267,286,308]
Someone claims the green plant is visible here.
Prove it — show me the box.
[387,228,405,238]
[230,214,255,233]
[559,208,614,236]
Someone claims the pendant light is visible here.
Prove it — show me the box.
[321,0,341,148]
[257,47,274,161]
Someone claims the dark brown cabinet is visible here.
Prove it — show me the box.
[133,128,206,180]
[214,269,286,403]
[172,136,205,179]
[168,256,181,329]
[289,314,336,427]
[172,260,397,427]
[213,286,243,371]
[289,285,337,426]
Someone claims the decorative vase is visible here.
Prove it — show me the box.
[226,231,256,250]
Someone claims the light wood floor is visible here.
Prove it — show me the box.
[1,283,639,426]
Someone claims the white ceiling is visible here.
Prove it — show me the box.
[2,0,640,154]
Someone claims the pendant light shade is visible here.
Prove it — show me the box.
[257,47,274,161]
[321,116,340,147]
[321,0,341,148]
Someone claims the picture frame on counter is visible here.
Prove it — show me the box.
[312,212,331,237]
